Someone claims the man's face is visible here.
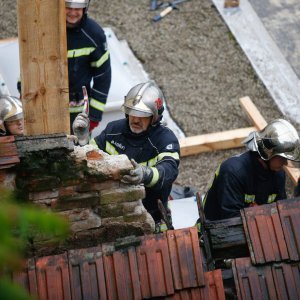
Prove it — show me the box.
[5,118,24,136]
[268,155,288,172]
[66,7,84,28]
[128,115,152,134]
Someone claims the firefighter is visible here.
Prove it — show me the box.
[203,119,300,221]
[73,81,180,232]
[0,95,24,136]
[65,0,111,132]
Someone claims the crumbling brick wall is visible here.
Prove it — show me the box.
[0,135,154,256]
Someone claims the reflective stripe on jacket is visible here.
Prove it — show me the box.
[67,15,111,122]
[92,118,180,206]
[203,151,286,221]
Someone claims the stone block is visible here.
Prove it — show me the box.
[100,185,145,205]
[55,192,100,210]
[28,189,59,201]
[16,176,61,192]
[76,180,120,193]
[59,208,101,232]
[101,200,141,218]
[86,154,132,181]
[0,170,16,189]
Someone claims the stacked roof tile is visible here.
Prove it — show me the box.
[13,227,225,299]
[234,198,300,299]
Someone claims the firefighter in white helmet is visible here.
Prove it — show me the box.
[65,0,111,133]
[0,95,24,136]
[203,119,300,221]
[73,81,180,232]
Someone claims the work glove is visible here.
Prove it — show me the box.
[122,159,153,185]
[72,113,90,146]
[89,120,99,132]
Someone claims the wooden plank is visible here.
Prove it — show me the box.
[179,127,256,157]
[239,96,300,185]
[239,96,267,130]
[17,0,70,135]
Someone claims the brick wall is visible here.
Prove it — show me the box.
[0,135,154,256]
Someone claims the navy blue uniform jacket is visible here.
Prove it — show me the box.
[92,118,180,219]
[67,15,111,122]
[203,151,286,221]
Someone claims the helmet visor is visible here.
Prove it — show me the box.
[122,105,153,118]
[278,144,300,161]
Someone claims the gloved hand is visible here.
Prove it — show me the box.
[72,113,90,146]
[122,159,153,185]
[89,120,99,132]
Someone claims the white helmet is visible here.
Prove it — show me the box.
[122,81,165,124]
[0,95,23,135]
[243,119,300,161]
[65,0,89,9]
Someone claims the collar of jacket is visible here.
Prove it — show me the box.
[123,118,160,139]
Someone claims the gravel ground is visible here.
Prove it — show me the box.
[0,0,297,196]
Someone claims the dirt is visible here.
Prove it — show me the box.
[0,0,296,196]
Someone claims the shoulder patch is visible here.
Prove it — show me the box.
[166,144,173,150]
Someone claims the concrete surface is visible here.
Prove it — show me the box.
[211,0,300,123]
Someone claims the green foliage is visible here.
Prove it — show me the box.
[0,188,69,299]
[0,278,32,300]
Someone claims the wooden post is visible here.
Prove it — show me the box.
[17,0,70,135]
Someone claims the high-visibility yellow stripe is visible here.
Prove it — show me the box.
[141,151,180,167]
[145,167,159,187]
[89,138,98,147]
[244,194,255,204]
[90,98,105,112]
[157,152,180,161]
[268,194,277,203]
[105,141,119,155]
[69,106,84,113]
[90,51,109,68]
[215,164,221,177]
[67,47,95,58]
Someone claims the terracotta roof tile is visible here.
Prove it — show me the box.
[0,136,20,169]
[233,257,300,299]
[12,228,225,299]
[241,202,289,264]
[35,253,72,299]
[167,227,205,289]
[68,246,107,299]
[277,198,300,261]
[137,232,175,298]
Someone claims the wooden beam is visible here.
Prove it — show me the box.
[239,96,267,130]
[17,0,69,135]
[239,96,300,185]
[179,127,256,157]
